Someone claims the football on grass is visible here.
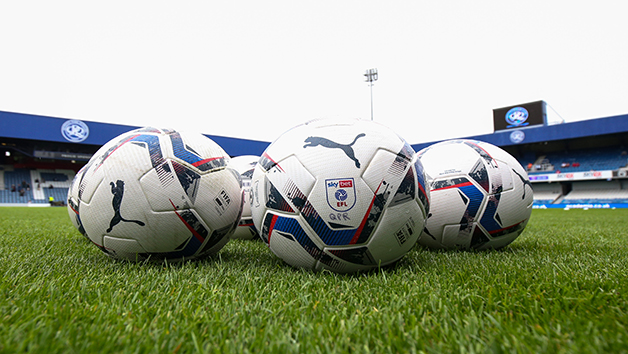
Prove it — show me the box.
[416,139,533,250]
[249,118,430,273]
[228,155,260,240]
[67,127,243,261]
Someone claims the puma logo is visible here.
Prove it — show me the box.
[303,133,366,168]
[512,169,532,200]
[107,180,145,233]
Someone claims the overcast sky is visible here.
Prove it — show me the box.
[1,1,627,145]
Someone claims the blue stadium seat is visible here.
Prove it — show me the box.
[40,172,69,182]
[563,198,628,204]
[533,199,555,205]
[520,147,628,174]
[3,169,34,203]
[43,187,69,205]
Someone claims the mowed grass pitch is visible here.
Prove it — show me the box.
[1,208,627,354]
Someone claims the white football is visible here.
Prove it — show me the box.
[250,118,430,273]
[67,127,243,261]
[228,155,260,240]
[417,139,533,250]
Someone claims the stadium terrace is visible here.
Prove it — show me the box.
[1,109,628,208]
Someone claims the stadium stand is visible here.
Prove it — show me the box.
[2,109,628,208]
[561,180,628,204]
[33,168,74,205]
[1,167,34,204]
[413,112,628,208]
[531,183,562,205]
[531,147,628,174]
[0,165,73,205]
[40,171,69,182]
[527,156,555,174]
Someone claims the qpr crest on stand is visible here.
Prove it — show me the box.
[325,178,356,212]
[510,130,525,144]
[61,119,90,142]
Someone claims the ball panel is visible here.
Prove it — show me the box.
[441,223,475,249]
[264,212,356,273]
[134,210,206,253]
[316,250,367,274]
[166,131,230,173]
[267,214,319,270]
[77,168,104,205]
[388,164,417,208]
[68,167,84,202]
[102,236,147,260]
[418,143,480,179]
[257,211,274,244]
[195,222,234,258]
[67,196,87,238]
[323,246,377,267]
[367,203,423,263]
[495,158,514,192]
[274,155,317,200]
[193,169,243,230]
[250,173,268,237]
[261,155,317,214]
[139,161,186,212]
[231,224,257,240]
[262,173,297,215]
[79,177,149,247]
[362,149,396,193]
[75,131,156,204]
[413,157,431,215]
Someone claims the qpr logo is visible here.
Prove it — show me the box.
[505,107,529,128]
[510,130,525,144]
[61,120,90,142]
[325,178,356,212]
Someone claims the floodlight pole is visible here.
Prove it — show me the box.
[370,82,374,121]
[364,68,378,120]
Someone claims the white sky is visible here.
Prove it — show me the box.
[1,1,627,145]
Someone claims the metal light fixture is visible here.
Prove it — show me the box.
[364,68,378,120]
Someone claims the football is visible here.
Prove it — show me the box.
[228,155,260,240]
[249,118,430,273]
[416,139,533,250]
[67,127,243,261]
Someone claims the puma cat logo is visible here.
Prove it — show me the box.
[303,133,366,168]
[107,180,145,233]
[512,169,532,200]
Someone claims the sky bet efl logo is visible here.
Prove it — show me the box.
[325,178,356,212]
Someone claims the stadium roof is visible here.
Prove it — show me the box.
[410,113,628,152]
[2,110,627,156]
[0,110,269,157]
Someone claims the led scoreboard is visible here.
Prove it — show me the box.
[493,100,547,132]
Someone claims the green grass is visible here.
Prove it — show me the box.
[1,207,627,353]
